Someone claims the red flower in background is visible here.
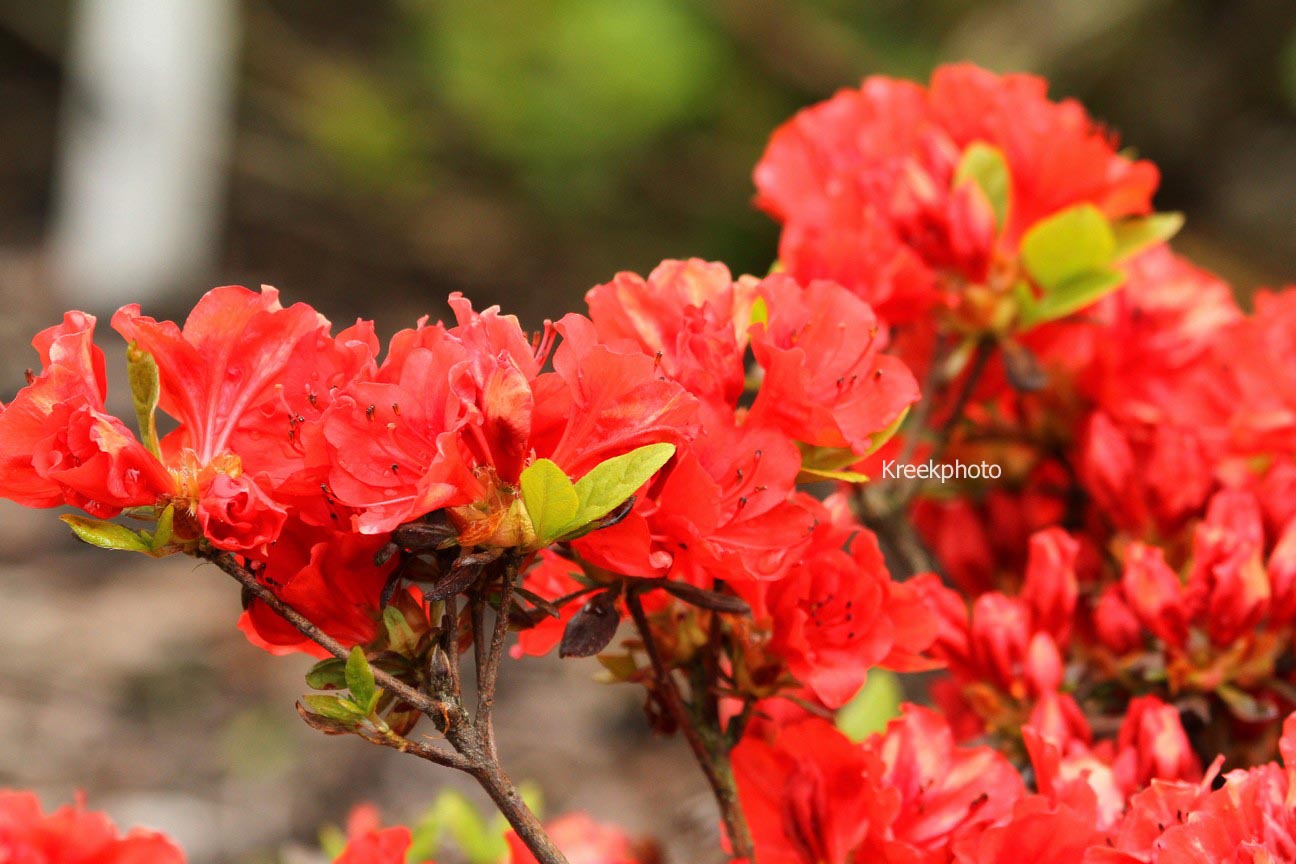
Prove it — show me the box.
[755,63,1158,324]
[921,527,1080,736]
[734,500,937,708]
[733,706,1025,864]
[0,790,185,864]
[506,813,653,864]
[732,717,895,864]
[863,705,1024,861]
[332,805,424,864]
[749,276,919,453]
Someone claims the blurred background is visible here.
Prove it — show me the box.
[0,1,1294,861]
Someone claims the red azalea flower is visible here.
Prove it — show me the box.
[735,509,937,708]
[1187,489,1270,647]
[585,258,756,410]
[1080,411,1217,539]
[920,528,1081,736]
[1213,288,1296,458]
[1072,247,1241,425]
[0,286,386,556]
[528,313,698,482]
[238,522,397,656]
[0,790,185,864]
[334,827,415,864]
[862,704,1025,859]
[749,275,919,453]
[951,793,1102,864]
[732,717,897,864]
[506,812,651,864]
[1149,750,1296,863]
[574,420,816,584]
[1111,696,1202,794]
[0,312,172,517]
[333,806,429,864]
[112,286,328,469]
[322,319,478,534]
[113,285,339,552]
[754,63,1158,324]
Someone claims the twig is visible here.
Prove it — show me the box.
[209,551,449,722]
[476,557,517,762]
[926,337,995,470]
[626,589,754,860]
[205,550,570,864]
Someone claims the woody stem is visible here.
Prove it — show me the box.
[205,551,569,864]
[626,589,754,860]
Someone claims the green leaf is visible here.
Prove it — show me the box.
[382,606,419,656]
[798,465,870,483]
[302,694,367,723]
[1111,212,1184,261]
[836,669,902,742]
[1021,268,1125,327]
[428,791,500,864]
[126,342,162,458]
[522,444,676,548]
[1020,204,1116,291]
[318,824,348,861]
[954,142,1009,230]
[571,442,675,528]
[305,657,349,690]
[344,647,379,714]
[61,515,153,554]
[863,406,909,458]
[150,504,175,551]
[519,458,580,546]
[796,443,865,484]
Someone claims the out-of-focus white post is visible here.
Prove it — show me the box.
[51,0,239,311]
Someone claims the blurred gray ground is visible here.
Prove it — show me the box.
[0,1,1295,862]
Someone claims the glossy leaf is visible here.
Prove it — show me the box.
[301,694,366,724]
[954,142,1010,230]
[126,342,162,458]
[559,590,621,658]
[1111,212,1184,261]
[61,515,152,554]
[570,442,675,528]
[519,458,580,546]
[345,647,379,714]
[1020,203,1115,291]
[836,669,902,742]
[1021,268,1124,327]
[305,657,349,690]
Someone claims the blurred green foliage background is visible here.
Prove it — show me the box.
[2,0,1295,336]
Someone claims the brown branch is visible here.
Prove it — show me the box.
[209,551,449,721]
[626,589,754,860]
[476,558,517,762]
[205,550,570,864]
[341,717,474,772]
[441,595,463,696]
[926,337,995,469]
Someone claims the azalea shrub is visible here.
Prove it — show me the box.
[3,61,1296,863]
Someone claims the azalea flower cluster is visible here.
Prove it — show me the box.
[731,61,1296,862]
[4,59,1296,864]
[0,791,647,864]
